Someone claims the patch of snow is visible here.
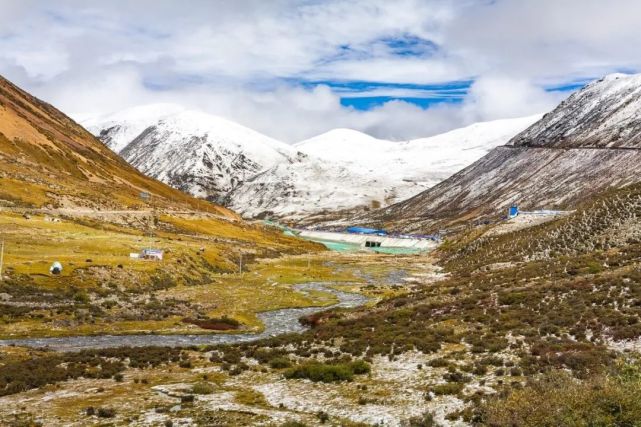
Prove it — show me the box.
[84,106,539,219]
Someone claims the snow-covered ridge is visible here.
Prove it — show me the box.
[295,115,542,184]
[83,103,187,153]
[85,106,297,201]
[84,106,539,220]
[511,72,641,148]
[363,73,641,232]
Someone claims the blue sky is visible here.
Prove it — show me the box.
[1,0,640,142]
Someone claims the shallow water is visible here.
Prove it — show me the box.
[0,283,368,352]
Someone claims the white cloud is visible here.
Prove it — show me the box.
[461,76,566,123]
[0,0,640,142]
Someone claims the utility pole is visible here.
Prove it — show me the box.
[0,240,4,281]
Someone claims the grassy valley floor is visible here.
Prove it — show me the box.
[5,184,641,426]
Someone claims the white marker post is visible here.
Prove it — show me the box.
[239,253,243,277]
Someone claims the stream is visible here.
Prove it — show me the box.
[0,283,369,352]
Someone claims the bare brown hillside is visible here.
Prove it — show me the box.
[0,75,234,217]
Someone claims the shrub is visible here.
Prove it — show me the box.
[406,411,440,426]
[269,357,292,369]
[182,315,240,331]
[479,366,641,426]
[284,362,353,383]
[96,408,116,418]
[350,359,371,375]
[191,382,215,395]
[317,411,330,423]
[283,360,370,383]
[430,382,465,396]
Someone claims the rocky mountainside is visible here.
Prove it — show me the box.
[363,73,641,232]
[511,73,641,148]
[295,116,540,197]
[86,106,296,202]
[87,108,536,220]
[0,75,232,216]
[226,153,392,220]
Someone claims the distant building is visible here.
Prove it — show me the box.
[508,205,519,219]
[345,226,388,236]
[140,248,163,261]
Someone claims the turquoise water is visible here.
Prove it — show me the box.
[302,237,425,254]
[313,239,361,252]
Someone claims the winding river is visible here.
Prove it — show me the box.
[0,283,368,352]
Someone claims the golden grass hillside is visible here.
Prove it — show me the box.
[0,75,231,214]
[0,211,328,338]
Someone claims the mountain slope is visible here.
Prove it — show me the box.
[87,107,297,203]
[0,76,232,216]
[229,116,538,220]
[83,103,187,153]
[226,153,396,220]
[296,116,541,186]
[363,73,641,232]
[87,106,537,220]
[511,73,641,148]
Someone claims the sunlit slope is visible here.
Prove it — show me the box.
[0,75,232,216]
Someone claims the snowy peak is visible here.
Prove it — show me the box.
[84,103,186,153]
[230,115,539,220]
[138,110,296,161]
[85,106,298,202]
[295,115,541,180]
[85,104,538,221]
[511,72,641,148]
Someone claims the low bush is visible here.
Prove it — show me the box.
[191,382,215,395]
[283,360,370,383]
[478,364,641,426]
[269,357,292,369]
[430,382,465,396]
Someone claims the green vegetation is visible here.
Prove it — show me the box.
[478,361,641,426]
[191,382,215,395]
[0,346,181,396]
[284,360,370,383]
[0,211,333,338]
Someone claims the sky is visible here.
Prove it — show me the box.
[1,0,640,142]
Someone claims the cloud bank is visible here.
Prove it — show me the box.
[0,0,639,142]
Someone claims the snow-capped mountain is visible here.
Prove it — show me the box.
[227,155,393,219]
[86,106,297,201]
[295,115,541,195]
[84,103,187,153]
[511,73,641,148]
[361,73,641,232]
[86,106,538,220]
[228,116,539,219]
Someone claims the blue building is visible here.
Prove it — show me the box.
[345,226,388,236]
[508,205,519,219]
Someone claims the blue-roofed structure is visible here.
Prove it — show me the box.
[345,226,388,236]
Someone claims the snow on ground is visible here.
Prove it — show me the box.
[295,115,542,192]
[85,106,540,219]
[83,103,187,153]
[484,211,573,237]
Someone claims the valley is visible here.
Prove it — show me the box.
[3,64,641,426]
